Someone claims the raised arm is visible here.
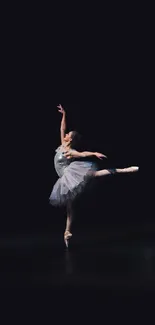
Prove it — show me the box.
[57,104,66,144]
[64,149,107,159]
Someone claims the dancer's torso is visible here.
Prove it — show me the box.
[54,146,73,177]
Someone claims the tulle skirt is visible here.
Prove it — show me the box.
[49,160,97,206]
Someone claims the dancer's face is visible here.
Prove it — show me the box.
[64,131,73,143]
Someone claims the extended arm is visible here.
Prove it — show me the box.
[64,149,107,159]
[57,104,66,144]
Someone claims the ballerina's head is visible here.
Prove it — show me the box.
[64,131,81,149]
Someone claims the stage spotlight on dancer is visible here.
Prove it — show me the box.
[49,104,139,248]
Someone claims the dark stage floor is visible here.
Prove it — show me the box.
[1,224,155,290]
[0,224,155,322]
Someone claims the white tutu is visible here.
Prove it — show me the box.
[49,160,97,206]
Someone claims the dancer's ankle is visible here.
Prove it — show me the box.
[65,229,71,234]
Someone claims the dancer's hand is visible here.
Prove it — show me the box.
[57,104,65,114]
[63,149,72,159]
[95,152,107,159]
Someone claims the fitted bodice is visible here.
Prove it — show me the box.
[54,146,73,177]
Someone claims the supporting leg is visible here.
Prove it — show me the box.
[64,201,73,248]
[65,201,73,233]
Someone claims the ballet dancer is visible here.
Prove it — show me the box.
[49,104,139,247]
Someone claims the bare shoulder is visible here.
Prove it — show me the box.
[63,149,82,159]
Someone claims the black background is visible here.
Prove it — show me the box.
[3,19,147,237]
[1,7,153,323]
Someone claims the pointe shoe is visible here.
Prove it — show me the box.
[64,231,72,248]
[124,166,139,173]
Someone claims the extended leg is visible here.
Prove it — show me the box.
[95,166,139,177]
